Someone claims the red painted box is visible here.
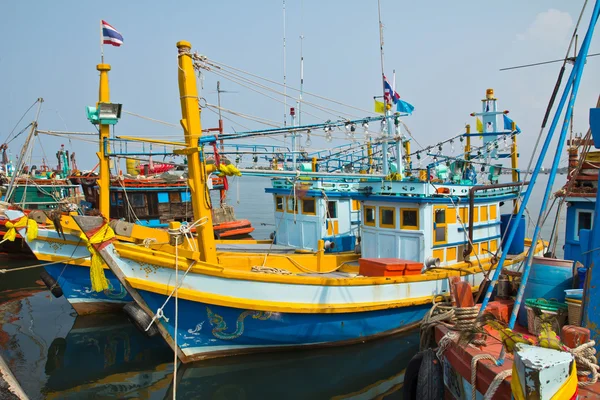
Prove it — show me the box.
[358,258,423,277]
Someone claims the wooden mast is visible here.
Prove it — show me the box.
[176,41,217,263]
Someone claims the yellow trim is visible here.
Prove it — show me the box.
[400,208,419,230]
[433,249,444,262]
[480,205,488,222]
[379,207,396,229]
[490,204,498,220]
[459,207,468,224]
[446,207,457,224]
[473,206,479,223]
[481,241,490,255]
[115,240,546,286]
[490,239,498,252]
[301,197,317,215]
[126,276,475,314]
[472,243,480,255]
[275,195,284,211]
[327,220,339,235]
[446,247,457,261]
[433,206,448,245]
[352,200,360,211]
[364,206,376,227]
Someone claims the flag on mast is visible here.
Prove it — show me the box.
[383,76,400,106]
[102,20,124,47]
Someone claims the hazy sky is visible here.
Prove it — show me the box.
[1,1,599,170]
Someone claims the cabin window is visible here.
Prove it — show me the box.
[400,208,419,230]
[130,193,146,207]
[380,207,396,229]
[287,196,298,213]
[110,192,117,205]
[480,206,488,222]
[433,206,447,244]
[576,210,593,240]
[157,192,169,203]
[327,201,338,218]
[302,198,316,215]
[490,204,498,220]
[181,192,191,202]
[364,206,376,226]
[169,192,181,203]
[275,196,284,211]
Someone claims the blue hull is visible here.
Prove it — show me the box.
[139,289,428,359]
[44,264,131,314]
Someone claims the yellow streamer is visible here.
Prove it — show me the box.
[80,223,116,292]
[218,164,242,177]
[4,217,38,242]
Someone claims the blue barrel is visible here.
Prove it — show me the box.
[578,267,588,289]
[500,214,526,255]
[517,256,574,327]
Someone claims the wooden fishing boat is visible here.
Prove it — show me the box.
[22,40,542,362]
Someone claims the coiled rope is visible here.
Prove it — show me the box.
[568,340,599,386]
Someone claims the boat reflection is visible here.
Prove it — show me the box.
[44,311,418,399]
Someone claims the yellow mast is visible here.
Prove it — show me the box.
[176,41,217,263]
[97,63,111,217]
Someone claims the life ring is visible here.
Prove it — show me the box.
[403,349,444,400]
[123,302,159,337]
[40,270,63,298]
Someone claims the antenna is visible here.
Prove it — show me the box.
[283,0,287,127]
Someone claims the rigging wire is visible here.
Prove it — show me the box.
[3,99,40,144]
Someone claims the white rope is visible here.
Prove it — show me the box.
[251,265,293,275]
[173,235,179,400]
[483,368,512,400]
[436,330,458,360]
[567,340,600,386]
[471,354,498,400]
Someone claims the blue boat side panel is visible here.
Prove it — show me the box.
[139,290,429,355]
[564,200,596,265]
[44,264,132,304]
[322,234,355,253]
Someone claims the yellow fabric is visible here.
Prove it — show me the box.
[374,100,385,114]
[476,117,484,133]
[79,223,116,292]
[4,217,38,242]
[218,164,242,177]
[511,361,577,400]
[538,322,563,351]
[488,321,535,352]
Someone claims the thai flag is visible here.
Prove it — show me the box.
[102,20,123,47]
[383,76,400,105]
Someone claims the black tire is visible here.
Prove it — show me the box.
[403,350,425,400]
[416,348,444,400]
[40,270,63,298]
[123,302,159,337]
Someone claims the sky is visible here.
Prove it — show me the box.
[1,0,599,171]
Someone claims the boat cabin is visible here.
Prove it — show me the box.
[266,178,360,253]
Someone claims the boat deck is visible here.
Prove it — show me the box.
[434,325,600,399]
[216,243,297,254]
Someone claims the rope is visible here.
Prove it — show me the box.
[420,301,455,350]
[0,255,88,274]
[251,265,293,275]
[172,235,179,400]
[567,340,600,386]
[483,368,512,400]
[471,354,498,400]
[436,330,459,360]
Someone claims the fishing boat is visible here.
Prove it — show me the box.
[34,40,543,363]
[414,6,600,398]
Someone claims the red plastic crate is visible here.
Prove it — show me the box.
[358,258,422,277]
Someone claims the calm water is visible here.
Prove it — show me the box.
[0,174,567,399]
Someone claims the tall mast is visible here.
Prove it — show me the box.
[299,34,304,126]
[377,0,389,175]
[97,63,112,217]
[6,98,43,203]
[217,80,224,152]
[176,41,217,263]
[283,0,287,127]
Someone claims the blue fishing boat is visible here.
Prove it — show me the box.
[49,40,544,363]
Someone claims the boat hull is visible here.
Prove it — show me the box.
[44,263,131,315]
[138,289,428,360]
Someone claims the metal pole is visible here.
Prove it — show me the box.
[377,0,389,175]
